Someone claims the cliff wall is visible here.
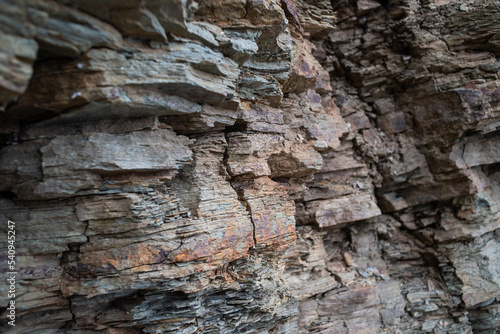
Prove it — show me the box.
[0,0,499,333]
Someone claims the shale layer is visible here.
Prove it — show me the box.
[0,0,499,333]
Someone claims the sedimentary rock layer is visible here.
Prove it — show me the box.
[0,0,499,333]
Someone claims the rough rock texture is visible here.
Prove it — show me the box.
[0,0,499,333]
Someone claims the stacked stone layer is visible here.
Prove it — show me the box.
[0,0,499,333]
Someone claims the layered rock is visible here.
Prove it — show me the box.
[0,0,499,333]
[282,1,500,333]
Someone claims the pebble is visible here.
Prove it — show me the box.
[343,252,354,267]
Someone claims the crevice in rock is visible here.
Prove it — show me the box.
[223,129,258,248]
[63,297,77,331]
[234,184,258,248]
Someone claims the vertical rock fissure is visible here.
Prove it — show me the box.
[66,297,77,329]
[235,185,258,248]
[222,130,258,248]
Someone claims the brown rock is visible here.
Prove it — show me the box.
[343,252,354,267]
[1,0,499,333]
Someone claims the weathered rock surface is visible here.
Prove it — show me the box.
[0,0,499,333]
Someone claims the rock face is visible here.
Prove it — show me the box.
[0,0,499,333]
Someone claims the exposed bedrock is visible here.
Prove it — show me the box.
[0,0,499,333]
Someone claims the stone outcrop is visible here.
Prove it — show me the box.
[0,0,499,333]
